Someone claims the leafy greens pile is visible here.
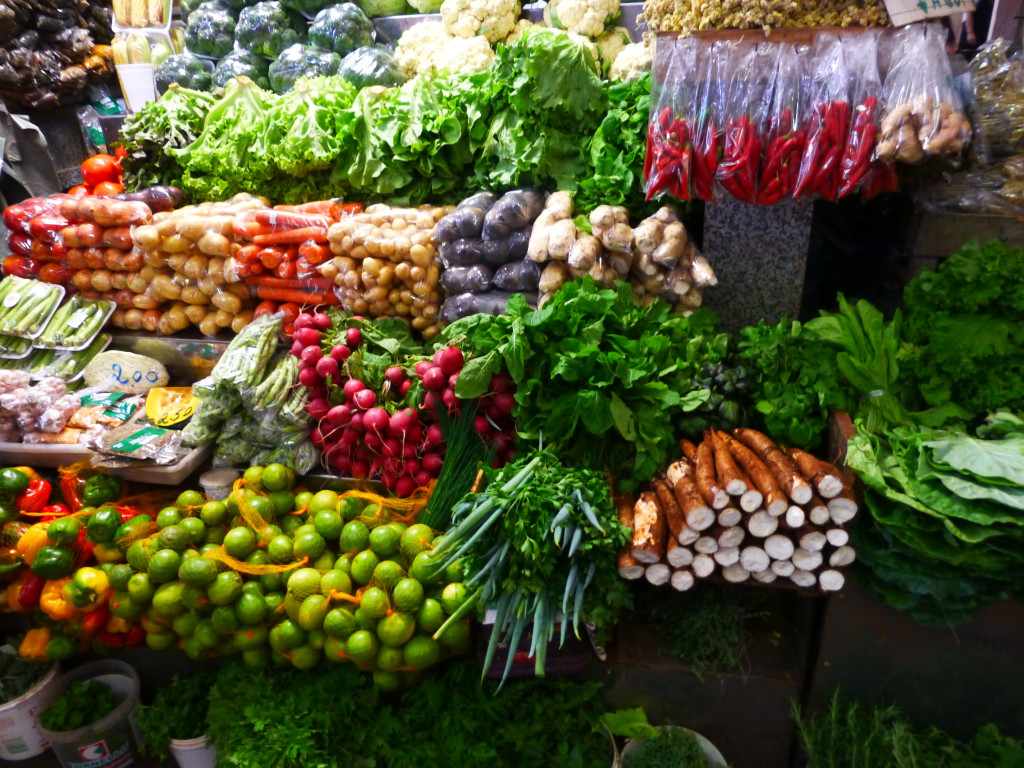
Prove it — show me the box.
[846,411,1024,627]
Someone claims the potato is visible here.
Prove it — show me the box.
[211,291,242,314]
[162,234,192,254]
[231,310,254,334]
[198,231,231,257]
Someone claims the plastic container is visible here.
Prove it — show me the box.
[199,467,241,500]
[169,735,216,768]
[35,660,142,768]
[115,63,157,113]
[616,726,727,768]
[0,661,62,761]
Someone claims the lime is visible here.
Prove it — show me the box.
[368,525,401,558]
[377,611,415,648]
[146,631,178,652]
[377,645,405,672]
[242,648,271,667]
[126,541,150,572]
[286,568,322,598]
[271,650,291,668]
[408,551,444,586]
[309,490,339,514]
[235,591,269,626]
[262,463,291,492]
[245,550,270,568]
[177,489,204,509]
[292,530,326,560]
[108,564,134,592]
[211,605,239,636]
[181,585,212,613]
[324,608,357,639]
[269,619,306,653]
[320,569,353,598]
[293,491,313,511]
[151,581,186,619]
[193,619,220,649]
[241,580,265,596]
[353,608,377,631]
[147,549,182,584]
[362,502,384,522]
[340,520,370,553]
[205,526,227,546]
[172,612,200,638]
[416,598,445,634]
[289,644,322,670]
[259,570,285,593]
[359,586,390,620]
[110,591,143,620]
[224,527,258,559]
[373,560,405,592]
[266,490,296,518]
[350,550,379,586]
[244,495,276,525]
[345,629,378,663]
[267,535,294,563]
[156,525,188,552]
[156,507,182,529]
[312,550,336,571]
[437,618,472,652]
[440,582,468,615]
[179,556,218,588]
[373,670,402,692]
[334,553,354,574]
[234,625,269,652]
[199,543,220,556]
[403,635,441,670]
[256,524,282,546]
[298,594,329,631]
[324,635,348,663]
[400,524,435,559]
[313,509,343,541]
[338,495,363,521]
[243,466,264,488]
[392,578,424,612]
[180,517,207,546]
[208,571,243,606]
[264,591,285,614]
[200,501,228,527]
[444,560,465,583]
[181,548,199,561]
[140,615,167,634]
[279,514,304,535]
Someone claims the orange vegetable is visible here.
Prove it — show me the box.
[15,522,52,565]
[253,226,328,246]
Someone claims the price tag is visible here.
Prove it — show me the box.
[3,292,20,309]
[66,308,90,329]
[883,0,975,26]
[111,425,167,452]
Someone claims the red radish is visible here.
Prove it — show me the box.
[381,471,398,489]
[307,398,330,420]
[352,315,364,321]
[346,328,362,347]
[421,452,443,473]
[311,312,332,331]
[301,345,323,364]
[406,425,424,444]
[426,424,444,446]
[442,388,458,410]
[422,367,446,391]
[422,391,442,412]
[290,340,305,357]
[414,470,433,488]
[385,366,405,384]
[490,372,514,393]
[326,404,351,427]
[315,356,339,378]
[352,388,377,410]
[298,367,320,388]
[311,427,325,448]
[414,360,432,377]
[448,373,459,390]
[294,314,313,331]
[365,432,383,451]
[293,327,320,348]
[438,346,464,376]
[370,457,384,476]
[382,438,402,458]
[492,392,515,417]
[399,379,412,397]
[308,384,327,401]
[351,461,369,479]
[350,412,364,431]
[474,415,492,436]
[353,447,369,464]
[483,399,501,421]
[388,410,412,436]
[331,370,344,387]
[396,475,418,497]
[494,432,515,454]
[432,348,445,366]
[340,428,360,446]
[343,379,366,400]
[330,345,350,362]
[404,459,420,476]
[403,444,418,460]
[333,455,352,474]
[364,407,390,434]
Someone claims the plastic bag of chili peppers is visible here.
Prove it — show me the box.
[715,41,766,204]
[793,34,850,202]
[837,32,884,199]
[645,36,699,202]
[756,43,805,205]
[690,40,728,202]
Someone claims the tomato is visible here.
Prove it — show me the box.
[93,181,124,196]
[38,262,68,284]
[68,184,91,197]
[81,154,120,187]
[253,300,277,318]
[2,255,38,278]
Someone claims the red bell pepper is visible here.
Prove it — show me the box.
[17,573,46,610]
[17,479,52,516]
[79,601,111,636]
[124,623,145,647]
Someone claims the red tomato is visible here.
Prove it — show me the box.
[93,181,124,196]
[38,263,68,284]
[2,255,38,278]
[81,155,120,187]
[68,184,91,198]
[253,300,277,318]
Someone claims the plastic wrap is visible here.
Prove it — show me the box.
[212,47,271,89]
[337,45,405,89]
[492,259,541,292]
[440,291,529,324]
[838,32,883,198]
[645,36,697,201]
[268,43,341,93]
[481,189,544,239]
[715,42,765,204]
[185,1,237,59]
[308,3,374,56]
[756,43,804,204]
[440,264,493,295]
[154,52,214,94]
[793,34,849,201]
[970,40,1024,160]
[691,39,726,201]
[235,1,306,59]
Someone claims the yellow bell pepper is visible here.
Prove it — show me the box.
[40,578,81,622]
[19,627,52,661]
[15,522,51,565]
[105,616,132,634]
[6,574,29,612]
[92,543,125,564]
[11,466,41,484]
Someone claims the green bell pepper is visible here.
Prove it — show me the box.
[31,546,76,579]
[82,475,122,507]
[87,507,122,544]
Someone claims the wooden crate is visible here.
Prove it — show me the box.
[909,211,1024,274]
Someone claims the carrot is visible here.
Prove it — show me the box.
[274,201,337,217]
[253,226,329,245]
[337,202,363,216]
[255,285,339,305]
[258,246,288,270]
[276,259,298,280]
[237,244,261,264]
[232,216,264,239]
[244,275,335,290]
[253,210,331,229]
[298,242,331,265]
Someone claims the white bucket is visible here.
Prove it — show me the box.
[115,63,156,113]
[169,735,216,768]
[0,662,62,761]
[616,726,727,767]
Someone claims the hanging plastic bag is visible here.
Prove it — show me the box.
[837,32,883,198]
[691,40,727,202]
[644,37,697,201]
[757,43,805,204]
[793,34,850,201]
[716,41,768,204]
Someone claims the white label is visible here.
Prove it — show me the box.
[66,308,90,329]
[883,0,975,26]
[3,292,19,308]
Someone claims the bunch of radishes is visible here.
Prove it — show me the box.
[289,310,517,496]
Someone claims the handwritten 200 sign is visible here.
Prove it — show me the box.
[884,0,975,26]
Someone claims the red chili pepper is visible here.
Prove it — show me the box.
[810,145,843,198]
[17,479,52,516]
[756,177,785,206]
[17,573,46,610]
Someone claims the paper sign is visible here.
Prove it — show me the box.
[884,0,976,26]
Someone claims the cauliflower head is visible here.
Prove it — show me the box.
[395,20,495,77]
[609,40,651,82]
[544,0,620,39]
[503,18,538,45]
[595,26,631,76]
[441,0,521,44]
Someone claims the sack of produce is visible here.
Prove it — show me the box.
[185,0,237,59]
[212,47,271,89]
[336,45,405,89]
[439,290,530,324]
[433,195,494,244]
[481,189,544,240]
[154,52,214,94]
[792,34,849,201]
[308,4,374,58]
[491,258,540,292]
[970,39,1024,159]
[439,264,493,295]
[235,0,306,59]
[268,43,341,93]
[715,41,768,204]
[837,32,886,199]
